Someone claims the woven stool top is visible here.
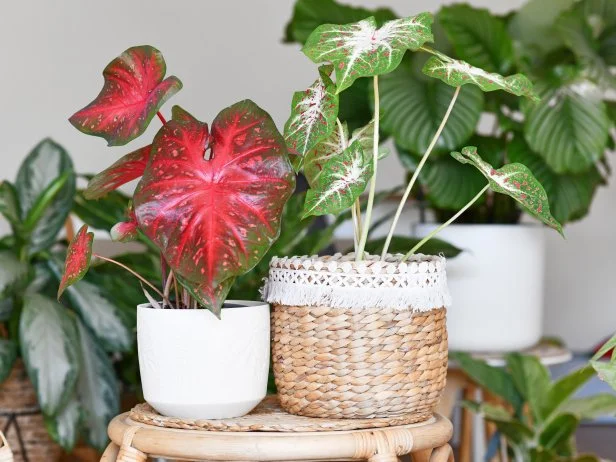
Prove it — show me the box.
[129,396,435,432]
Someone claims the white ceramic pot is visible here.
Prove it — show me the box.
[137,300,270,419]
[414,224,545,352]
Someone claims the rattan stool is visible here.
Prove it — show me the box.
[101,397,454,461]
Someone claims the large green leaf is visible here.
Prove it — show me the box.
[591,360,616,391]
[452,147,563,234]
[73,188,130,232]
[363,236,462,258]
[0,251,29,299]
[284,65,339,161]
[438,4,514,73]
[540,365,596,420]
[505,353,551,423]
[539,413,579,450]
[44,397,81,451]
[0,338,17,383]
[19,294,80,415]
[561,393,616,419]
[423,56,539,101]
[463,401,533,445]
[380,60,484,154]
[303,14,434,92]
[284,0,397,44]
[15,139,76,255]
[0,181,22,230]
[451,352,524,412]
[524,82,610,174]
[507,136,603,224]
[76,320,120,451]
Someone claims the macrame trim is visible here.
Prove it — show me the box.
[262,253,451,311]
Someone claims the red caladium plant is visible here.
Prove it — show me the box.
[60,45,295,316]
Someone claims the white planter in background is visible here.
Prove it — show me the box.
[137,301,270,419]
[415,224,545,352]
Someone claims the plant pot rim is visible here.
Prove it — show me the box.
[263,253,451,311]
[137,300,267,311]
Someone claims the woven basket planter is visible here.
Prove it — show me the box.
[263,253,451,421]
[0,361,62,462]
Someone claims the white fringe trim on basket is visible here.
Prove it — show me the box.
[262,253,451,311]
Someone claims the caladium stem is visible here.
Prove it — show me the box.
[356,76,380,261]
[381,86,461,259]
[157,111,167,124]
[402,184,489,260]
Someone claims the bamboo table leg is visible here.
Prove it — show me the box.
[101,442,119,461]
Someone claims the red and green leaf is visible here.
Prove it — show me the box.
[303,140,372,217]
[451,147,563,235]
[422,56,539,101]
[57,225,94,299]
[84,145,151,199]
[303,13,434,92]
[133,102,295,315]
[284,65,339,165]
[69,46,182,146]
[110,209,139,242]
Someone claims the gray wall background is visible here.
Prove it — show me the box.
[1,0,614,351]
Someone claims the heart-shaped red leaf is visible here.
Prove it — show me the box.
[69,45,182,146]
[133,102,295,314]
[58,224,94,299]
[85,145,151,199]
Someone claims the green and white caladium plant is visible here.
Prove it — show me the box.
[60,45,296,316]
[285,12,563,260]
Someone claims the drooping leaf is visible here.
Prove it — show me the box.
[15,138,76,254]
[423,56,539,101]
[524,82,610,174]
[438,4,514,73]
[303,14,434,92]
[76,320,120,450]
[0,338,17,383]
[451,352,524,412]
[380,60,484,154]
[20,294,80,415]
[284,65,339,163]
[134,102,295,315]
[69,45,182,146]
[540,365,596,420]
[58,225,94,299]
[44,397,81,452]
[561,393,616,419]
[451,147,563,235]
[505,353,551,423]
[363,235,462,258]
[0,181,21,229]
[303,140,372,217]
[284,0,397,44]
[84,145,151,199]
[539,413,579,450]
[507,135,603,224]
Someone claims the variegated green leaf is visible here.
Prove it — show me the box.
[451,147,563,235]
[422,56,539,101]
[349,119,388,160]
[76,320,119,450]
[44,397,81,451]
[0,251,28,298]
[284,65,339,163]
[303,140,372,217]
[0,338,17,383]
[303,13,434,92]
[20,294,80,415]
[0,181,22,229]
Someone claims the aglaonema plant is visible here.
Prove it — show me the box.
[285,13,564,259]
[59,46,296,316]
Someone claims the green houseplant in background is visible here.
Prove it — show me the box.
[284,0,616,353]
[0,139,147,457]
[454,352,616,461]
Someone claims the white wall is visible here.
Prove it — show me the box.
[1,0,613,351]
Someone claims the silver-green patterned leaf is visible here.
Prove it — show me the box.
[0,181,21,229]
[422,56,539,101]
[76,320,119,450]
[303,13,434,92]
[0,338,17,383]
[44,397,81,451]
[524,81,610,173]
[452,147,563,235]
[0,251,28,298]
[284,65,339,163]
[303,140,372,217]
[19,294,80,415]
[15,139,76,254]
[380,60,484,153]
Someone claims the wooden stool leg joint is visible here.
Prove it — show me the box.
[116,427,146,462]
[430,444,454,462]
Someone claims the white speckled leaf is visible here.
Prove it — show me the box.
[303,13,434,92]
[44,397,81,451]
